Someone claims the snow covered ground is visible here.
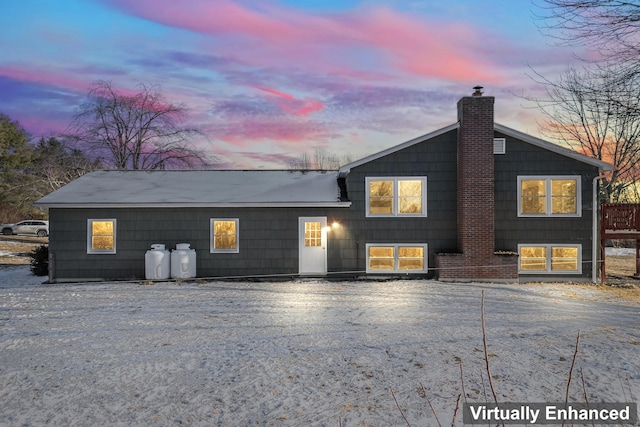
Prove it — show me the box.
[1,266,638,426]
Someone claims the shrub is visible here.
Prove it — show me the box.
[30,245,49,276]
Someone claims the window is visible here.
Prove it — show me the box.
[366,177,427,217]
[518,176,580,216]
[211,219,239,253]
[304,221,322,247]
[518,244,581,274]
[366,244,428,273]
[87,219,116,254]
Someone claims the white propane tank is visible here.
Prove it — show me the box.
[145,244,170,280]
[171,243,196,279]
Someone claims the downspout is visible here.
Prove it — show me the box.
[592,176,601,283]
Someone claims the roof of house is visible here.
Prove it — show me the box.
[35,170,348,208]
[37,121,614,209]
[337,122,614,177]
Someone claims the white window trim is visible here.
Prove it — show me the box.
[87,219,117,254]
[518,243,582,274]
[365,243,428,273]
[210,218,239,253]
[517,176,581,217]
[365,177,427,217]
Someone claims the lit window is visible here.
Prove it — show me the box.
[366,244,427,273]
[398,246,425,270]
[87,219,116,254]
[211,219,239,253]
[518,176,580,216]
[518,244,581,274]
[304,221,322,247]
[519,246,547,271]
[369,180,394,215]
[366,177,427,217]
[368,246,395,270]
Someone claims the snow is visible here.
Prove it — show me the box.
[1,267,639,426]
[607,247,637,257]
[35,170,346,207]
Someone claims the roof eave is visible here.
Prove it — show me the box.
[35,202,353,209]
[494,123,614,171]
[338,122,459,177]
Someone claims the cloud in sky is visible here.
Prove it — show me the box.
[0,0,581,168]
[103,0,508,83]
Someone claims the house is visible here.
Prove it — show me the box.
[35,89,613,283]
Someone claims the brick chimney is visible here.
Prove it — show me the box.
[435,88,518,282]
[457,89,495,258]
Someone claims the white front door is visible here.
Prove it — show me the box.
[299,217,327,275]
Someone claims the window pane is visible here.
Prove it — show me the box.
[398,247,424,270]
[551,179,577,214]
[92,236,114,251]
[399,247,423,258]
[304,222,321,247]
[213,220,238,250]
[369,181,394,215]
[370,199,394,214]
[520,246,547,271]
[214,220,236,235]
[398,180,421,197]
[398,180,423,214]
[92,221,113,235]
[551,246,578,271]
[368,246,394,270]
[399,198,422,214]
[215,235,237,250]
[521,180,546,214]
[369,247,394,258]
[90,220,115,251]
[398,259,424,270]
[369,181,393,197]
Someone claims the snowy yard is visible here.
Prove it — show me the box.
[1,266,639,426]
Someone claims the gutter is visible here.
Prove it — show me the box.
[34,202,353,209]
[593,175,601,283]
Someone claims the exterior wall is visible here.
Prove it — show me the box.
[48,206,349,281]
[493,131,600,281]
[46,125,600,282]
[339,129,459,277]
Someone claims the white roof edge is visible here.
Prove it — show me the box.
[35,202,352,209]
[338,123,459,177]
[494,123,614,171]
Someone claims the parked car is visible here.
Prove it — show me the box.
[1,220,49,237]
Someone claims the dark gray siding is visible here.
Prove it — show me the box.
[47,128,601,282]
[49,206,349,280]
[494,131,600,280]
[338,129,459,276]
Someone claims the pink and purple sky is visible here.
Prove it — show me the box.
[0,0,581,169]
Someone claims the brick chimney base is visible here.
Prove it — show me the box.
[435,253,519,282]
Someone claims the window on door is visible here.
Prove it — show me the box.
[304,221,322,247]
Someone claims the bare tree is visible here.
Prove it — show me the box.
[538,0,640,67]
[70,80,210,170]
[529,63,640,202]
[29,137,100,195]
[288,148,352,170]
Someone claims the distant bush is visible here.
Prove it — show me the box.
[30,245,48,276]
